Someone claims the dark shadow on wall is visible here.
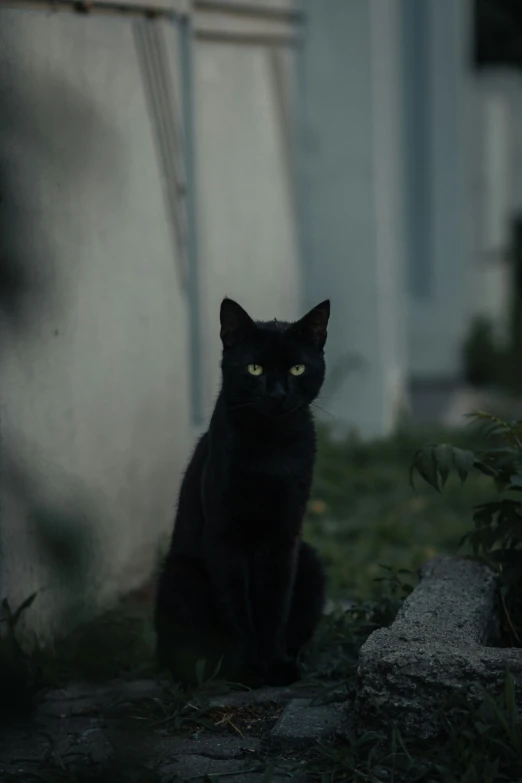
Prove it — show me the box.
[5,447,95,595]
[0,60,125,333]
[0,25,130,719]
[0,441,99,721]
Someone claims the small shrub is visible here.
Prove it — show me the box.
[411,410,522,645]
[305,422,491,600]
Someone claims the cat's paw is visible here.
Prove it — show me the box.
[233,658,267,689]
[240,667,267,689]
[263,658,301,687]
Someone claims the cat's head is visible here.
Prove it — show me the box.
[219,298,330,418]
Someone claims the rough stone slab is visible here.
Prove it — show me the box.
[356,556,522,739]
[41,680,321,713]
[150,734,261,760]
[0,732,53,770]
[0,719,118,775]
[0,677,343,778]
[38,678,165,718]
[0,678,270,778]
[158,755,286,783]
[0,731,261,779]
[209,684,321,708]
[269,698,346,749]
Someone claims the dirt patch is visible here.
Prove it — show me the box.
[206,702,284,738]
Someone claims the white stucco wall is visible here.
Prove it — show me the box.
[468,77,512,342]
[406,0,473,379]
[0,2,303,641]
[469,69,522,344]
[0,8,192,640]
[298,0,407,438]
[194,40,301,421]
[476,69,522,218]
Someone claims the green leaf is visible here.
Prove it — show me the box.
[411,445,440,492]
[435,443,454,489]
[466,410,509,430]
[1,598,13,623]
[495,476,511,493]
[210,655,224,681]
[194,659,206,687]
[453,447,475,485]
[473,459,498,478]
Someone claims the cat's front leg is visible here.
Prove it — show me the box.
[204,539,259,671]
[252,538,300,684]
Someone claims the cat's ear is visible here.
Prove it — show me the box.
[220,298,256,347]
[290,300,330,350]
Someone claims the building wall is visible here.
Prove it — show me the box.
[0,7,192,639]
[298,0,407,438]
[468,76,511,343]
[468,69,522,346]
[0,1,302,640]
[404,0,473,380]
[194,36,301,421]
[477,69,522,217]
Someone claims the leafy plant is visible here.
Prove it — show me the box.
[305,422,491,600]
[411,410,522,645]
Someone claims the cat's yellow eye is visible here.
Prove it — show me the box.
[248,364,264,376]
[290,364,306,376]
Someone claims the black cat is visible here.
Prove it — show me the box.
[155,297,329,687]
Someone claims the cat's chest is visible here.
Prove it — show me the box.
[223,444,313,524]
[234,438,312,482]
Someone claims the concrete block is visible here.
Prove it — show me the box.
[356,556,522,739]
[269,698,346,749]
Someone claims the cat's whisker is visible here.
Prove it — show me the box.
[310,402,336,420]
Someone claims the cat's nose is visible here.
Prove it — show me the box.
[268,382,286,401]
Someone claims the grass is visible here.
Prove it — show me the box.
[305,423,494,600]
